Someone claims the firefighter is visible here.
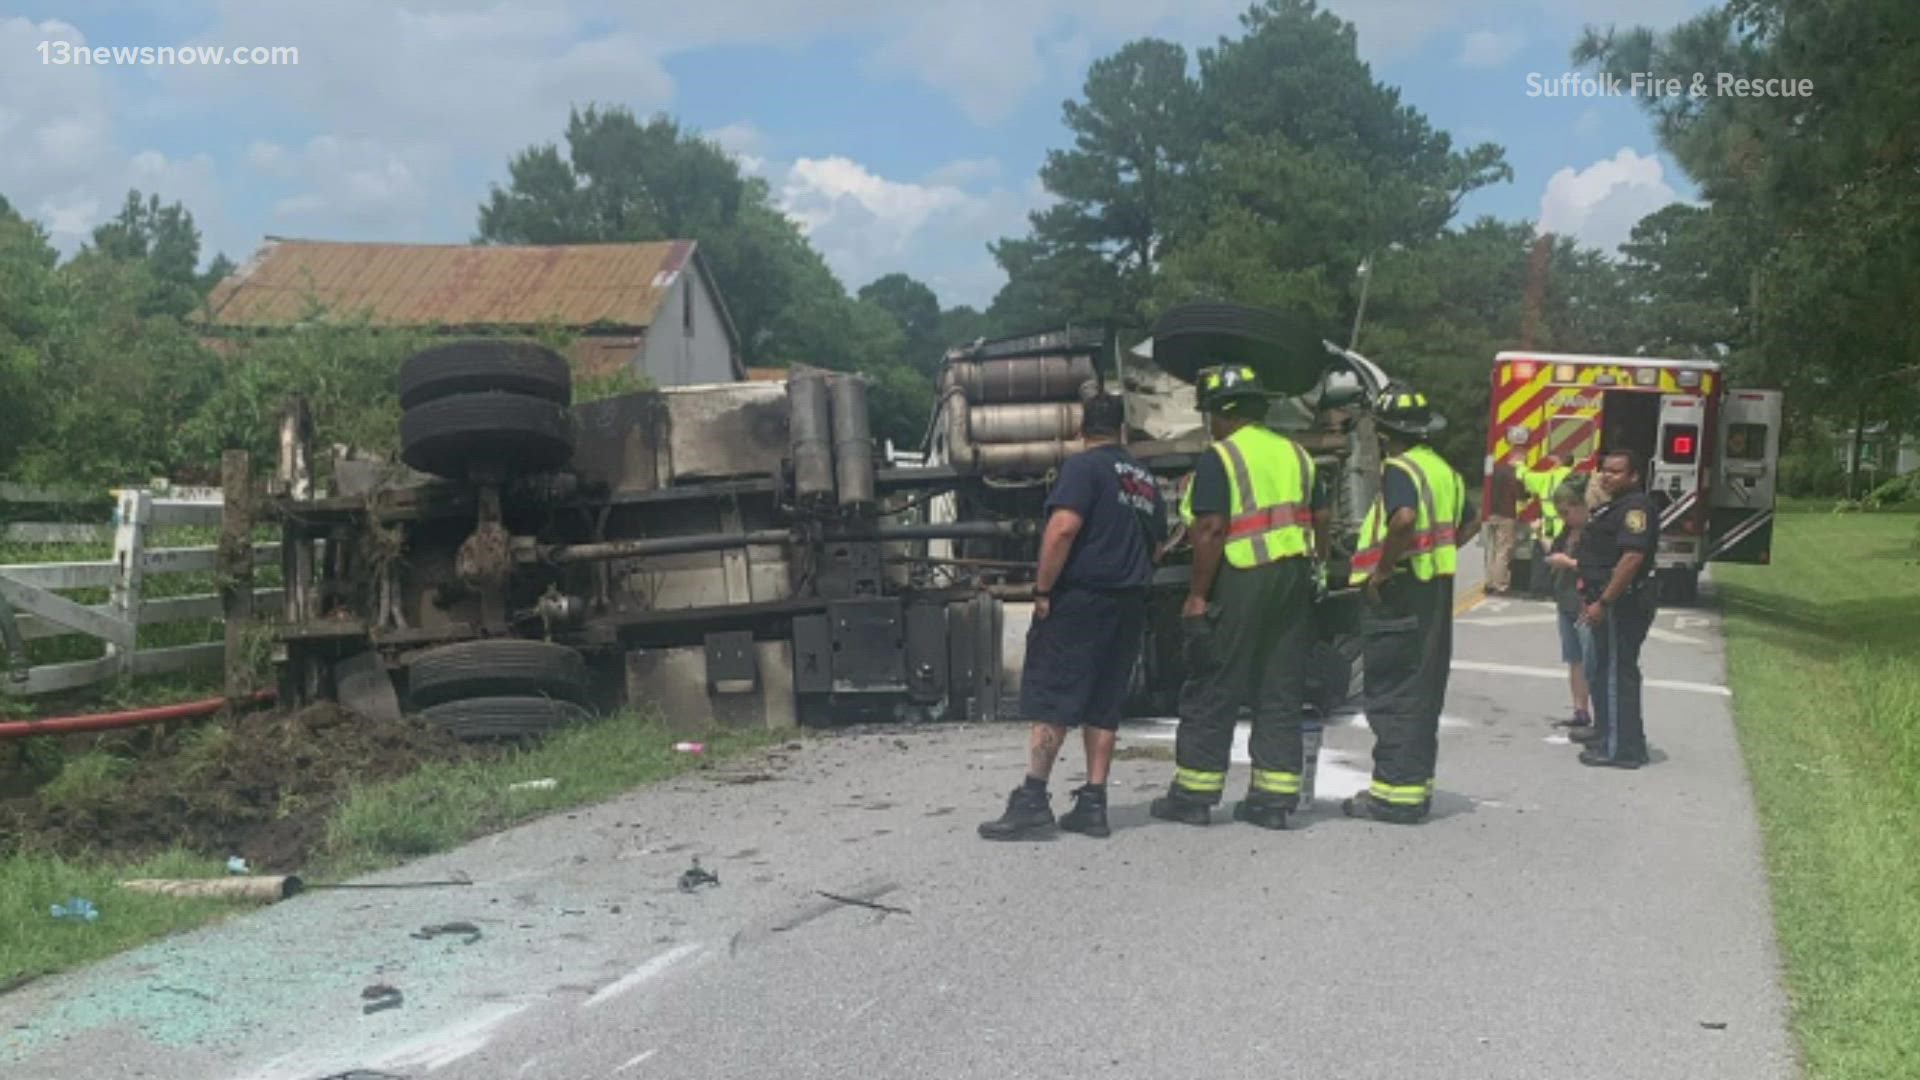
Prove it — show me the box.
[1150,364,1324,830]
[1343,384,1479,825]
[1521,456,1575,594]
[1571,449,1657,768]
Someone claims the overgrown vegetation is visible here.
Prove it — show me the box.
[1717,507,1920,1080]
[1,707,783,985]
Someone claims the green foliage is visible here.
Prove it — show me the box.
[37,752,134,813]
[994,0,1513,340]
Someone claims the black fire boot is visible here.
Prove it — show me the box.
[1341,790,1426,825]
[1149,789,1211,826]
[1058,785,1111,838]
[1233,795,1291,831]
[978,785,1055,840]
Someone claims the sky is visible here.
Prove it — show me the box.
[1,0,1721,311]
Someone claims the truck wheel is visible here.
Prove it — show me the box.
[400,391,574,479]
[406,639,591,708]
[420,695,592,741]
[399,340,572,410]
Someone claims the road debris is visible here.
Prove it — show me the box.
[508,778,558,792]
[49,897,98,922]
[226,856,251,875]
[678,858,721,893]
[410,921,483,945]
[817,891,912,916]
[360,984,404,1015]
[1700,1020,1729,1031]
[673,741,706,755]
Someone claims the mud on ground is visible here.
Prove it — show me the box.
[0,703,483,872]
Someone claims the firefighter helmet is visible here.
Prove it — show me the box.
[1372,382,1448,437]
[1195,364,1269,414]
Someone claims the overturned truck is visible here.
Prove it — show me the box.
[264,307,1395,739]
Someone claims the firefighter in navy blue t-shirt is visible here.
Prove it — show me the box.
[980,394,1167,840]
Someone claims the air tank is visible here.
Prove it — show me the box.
[829,374,875,511]
[789,372,835,506]
[942,356,1097,403]
[967,402,1083,444]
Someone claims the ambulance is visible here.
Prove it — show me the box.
[1484,351,1783,601]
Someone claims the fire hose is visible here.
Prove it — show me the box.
[0,689,276,741]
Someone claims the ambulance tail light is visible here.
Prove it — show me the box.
[1663,425,1699,464]
[1512,360,1538,380]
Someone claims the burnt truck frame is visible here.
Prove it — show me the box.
[263,321,1395,736]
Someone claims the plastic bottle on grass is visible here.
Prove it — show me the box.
[673,741,705,755]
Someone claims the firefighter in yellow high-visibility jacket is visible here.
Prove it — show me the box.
[1344,384,1479,825]
[1150,364,1328,831]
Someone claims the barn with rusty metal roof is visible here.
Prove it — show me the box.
[199,237,745,386]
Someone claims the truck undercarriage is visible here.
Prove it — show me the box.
[265,310,1397,739]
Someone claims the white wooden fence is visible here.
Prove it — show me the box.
[0,484,282,697]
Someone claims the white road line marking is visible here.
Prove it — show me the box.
[614,1049,659,1074]
[583,944,704,1010]
[1458,614,1560,627]
[848,997,881,1021]
[1675,615,1714,630]
[365,1002,533,1074]
[1452,660,1730,697]
[1647,628,1705,646]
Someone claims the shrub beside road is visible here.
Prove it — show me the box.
[1716,506,1920,1080]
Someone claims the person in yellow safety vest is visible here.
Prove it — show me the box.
[1514,455,1573,595]
[1150,363,1330,831]
[1342,383,1479,825]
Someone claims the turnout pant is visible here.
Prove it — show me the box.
[1360,573,1454,813]
[1172,559,1313,807]
[1590,588,1656,761]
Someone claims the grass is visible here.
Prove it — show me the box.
[1715,503,1920,1080]
[33,753,132,812]
[319,708,784,879]
[1,708,785,986]
[0,850,241,991]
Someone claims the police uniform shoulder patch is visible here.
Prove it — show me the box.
[1624,508,1648,534]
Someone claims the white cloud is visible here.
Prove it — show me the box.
[772,154,1039,305]
[707,122,768,175]
[1457,29,1525,68]
[262,135,428,228]
[1538,147,1682,255]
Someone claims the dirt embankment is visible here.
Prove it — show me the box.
[0,704,481,872]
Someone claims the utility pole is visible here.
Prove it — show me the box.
[1348,252,1374,351]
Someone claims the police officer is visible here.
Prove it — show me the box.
[1572,449,1657,768]
[1343,384,1478,825]
[1150,364,1324,830]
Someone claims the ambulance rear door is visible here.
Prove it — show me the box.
[1707,389,1783,564]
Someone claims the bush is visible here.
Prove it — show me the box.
[1779,446,1850,498]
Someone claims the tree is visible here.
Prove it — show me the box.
[990,0,1512,345]
[0,202,58,473]
[86,190,223,317]
[1575,1,1920,491]
[858,273,943,372]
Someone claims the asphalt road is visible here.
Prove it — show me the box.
[0,550,1799,1080]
